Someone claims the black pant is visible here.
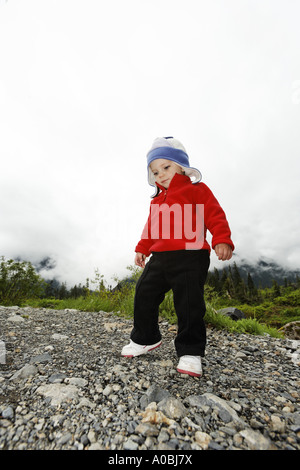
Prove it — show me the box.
[130,250,210,357]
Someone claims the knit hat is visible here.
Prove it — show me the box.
[147,137,202,190]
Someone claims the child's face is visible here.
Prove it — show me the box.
[150,159,183,189]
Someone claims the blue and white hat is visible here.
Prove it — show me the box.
[147,137,202,188]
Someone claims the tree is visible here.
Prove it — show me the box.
[230,263,247,301]
[271,280,281,298]
[247,272,258,301]
[0,257,44,305]
[58,282,68,299]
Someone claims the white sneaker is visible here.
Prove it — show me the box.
[177,355,202,377]
[121,339,162,357]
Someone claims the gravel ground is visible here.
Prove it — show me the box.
[0,305,299,451]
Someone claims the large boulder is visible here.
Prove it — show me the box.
[217,307,246,321]
[279,321,300,340]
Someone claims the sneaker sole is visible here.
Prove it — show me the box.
[177,367,202,377]
[122,341,162,358]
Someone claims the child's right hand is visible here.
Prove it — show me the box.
[214,243,233,261]
[135,252,147,268]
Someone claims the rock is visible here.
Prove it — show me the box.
[88,443,104,450]
[217,307,246,321]
[80,434,90,446]
[123,438,139,450]
[0,306,299,451]
[10,364,38,381]
[238,429,273,450]
[57,432,72,446]
[77,398,96,409]
[157,396,187,420]
[30,353,52,364]
[7,315,24,322]
[135,422,160,437]
[2,406,14,420]
[87,430,97,444]
[36,383,79,406]
[103,385,113,396]
[51,333,68,340]
[141,403,175,426]
[140,384,171,409]
[50,414,65,427]
[194,431,212,449]
[235,351,248,360]
[290,412,300,432]
[104,322,120,332]
[0,340,5,364]
[65,377,88,388]
[1,306,19,311]
[186,393,246,428]
[280,321,300,340]
[48,373,67,383]
[270,415,286,433]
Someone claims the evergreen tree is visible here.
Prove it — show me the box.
[220,268,228,294]
[58,282,68,299]
[43,279,60,298]
[271,279,281,298]
[230,263,246,301]
[213,267,221,292]
[247,272,258,301]
[69,284,80,298]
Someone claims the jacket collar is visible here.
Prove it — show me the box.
[155,172,191,193]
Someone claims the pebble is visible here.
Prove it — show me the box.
[0,305,299,450]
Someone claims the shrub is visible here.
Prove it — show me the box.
[0,257,44,305]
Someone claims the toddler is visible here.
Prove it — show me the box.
[121,137,234,377]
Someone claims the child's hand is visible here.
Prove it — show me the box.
[214,243,233,261]
[135,252,147,268]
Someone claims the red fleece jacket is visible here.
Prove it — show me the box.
[135,173,234,256]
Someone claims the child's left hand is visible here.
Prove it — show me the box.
[214,243,233,261]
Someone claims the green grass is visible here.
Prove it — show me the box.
[2,257,297,339]
[204,303,283,338]
[25,296,114,313]
[21,264,299,339]
[204,284,300,331]
[23,286,283,338]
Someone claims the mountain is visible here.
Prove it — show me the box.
[33,257,56,272]
[218,258,300,288]
[9,254,300,290]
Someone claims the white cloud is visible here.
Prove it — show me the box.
[0,0,300,287]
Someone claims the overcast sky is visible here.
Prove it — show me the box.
[0,0,299,287]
